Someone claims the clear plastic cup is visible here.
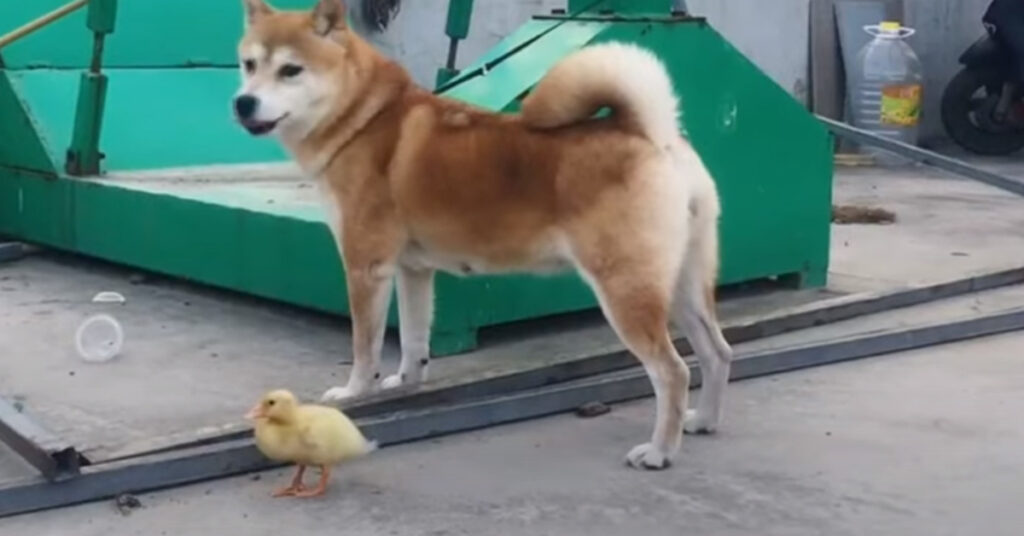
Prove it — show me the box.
[75,292,126,363]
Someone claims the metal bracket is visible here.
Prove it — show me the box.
[66,0,118,176]
[0,398,87,483]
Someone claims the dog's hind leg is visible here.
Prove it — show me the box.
[572,233,689,470]
[672,207,733,434]
[382,265,435,389]
[590,270,689,470]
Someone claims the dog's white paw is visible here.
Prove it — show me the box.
[683,409,718,435]
[321,385,364,403]
[380,367,427,390]
[380,374,405,390]
[625,443,672,470]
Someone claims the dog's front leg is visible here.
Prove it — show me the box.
[381,265,435,389]
[322,260,396,402]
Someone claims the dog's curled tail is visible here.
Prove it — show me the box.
[521,42,680,147]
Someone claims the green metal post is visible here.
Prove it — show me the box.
[67,0,117,176]
[435,0,474,89]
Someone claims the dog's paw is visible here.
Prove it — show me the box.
[683,409,718,435]
[380,368,427,390]
[625,443,672,470]
[321,385,365,403]
[380,374,405,390]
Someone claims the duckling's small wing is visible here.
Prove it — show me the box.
[297,421,324,452]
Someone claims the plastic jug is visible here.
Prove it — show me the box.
[848,21,924,165]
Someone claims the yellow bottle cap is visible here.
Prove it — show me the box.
[880,21,901,31]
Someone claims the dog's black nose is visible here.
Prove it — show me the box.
[234,95,258,120]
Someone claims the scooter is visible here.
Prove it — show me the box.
[940,1,1024,155]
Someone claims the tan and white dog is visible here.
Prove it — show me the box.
[235,0,733,469]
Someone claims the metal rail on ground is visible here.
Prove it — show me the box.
[818,116,1024,198]
[96,265,1024,461]
[3,305,1023,518]
[0,398,86,483]
[0,242,28,263]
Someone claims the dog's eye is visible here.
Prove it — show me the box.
[243,59,257,74]
[267,400,276,406]
[278,64,304,78]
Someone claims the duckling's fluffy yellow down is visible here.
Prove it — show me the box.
[247,389,375,497]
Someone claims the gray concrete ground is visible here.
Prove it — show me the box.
[3,165,1023,462]
[0,252,833,462]
[3,332,1023,536]
[2,161,1024,531]
[830,164,1024,290]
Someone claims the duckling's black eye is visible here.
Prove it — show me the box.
[243,59,256,74]
[278,64,304,78]
[267,400,276,406]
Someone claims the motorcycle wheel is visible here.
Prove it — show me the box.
[940,67,1024,155]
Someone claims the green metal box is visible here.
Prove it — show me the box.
[0,2,831,355]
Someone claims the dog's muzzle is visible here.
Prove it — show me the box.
[240,116,286,136]
[233,95,286,136]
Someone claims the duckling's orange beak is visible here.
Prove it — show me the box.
[245,403,266,420]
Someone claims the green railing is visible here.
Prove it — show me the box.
[436,0,474,88]
[0,0,117,176]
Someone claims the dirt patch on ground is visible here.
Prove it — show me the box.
[832,205,897,225]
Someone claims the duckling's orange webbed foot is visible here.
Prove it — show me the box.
[272,485,305,497]
[292,486,326,498]
[292,465,331,498]
[271,465,307,497]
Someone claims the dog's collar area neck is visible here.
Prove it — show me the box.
[298,86,402,177]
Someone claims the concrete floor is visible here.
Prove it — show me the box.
[0,252,835,462]
[3,332,1023,535]
[830,164,1024,290]
[3,165,1023,461]
[2,160,1024,531]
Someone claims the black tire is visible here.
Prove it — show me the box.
[940,67,1024,155]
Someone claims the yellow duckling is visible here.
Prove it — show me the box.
[245,389,376,498]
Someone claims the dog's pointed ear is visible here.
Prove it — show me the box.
[242,0,273,25]
[311,0,347,36]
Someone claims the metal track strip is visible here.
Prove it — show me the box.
[0,242,28,263]
[98,266,1024,462]
[818,116,1024,197]
[3,307,1023,518]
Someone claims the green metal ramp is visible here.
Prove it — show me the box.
[0,1,832,355]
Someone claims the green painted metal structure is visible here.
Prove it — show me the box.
[0,1,832,355]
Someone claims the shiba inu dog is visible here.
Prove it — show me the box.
[235,0,733,469]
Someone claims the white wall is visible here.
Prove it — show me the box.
[356,0,813,102]
[690,0,993,141]
[353,0,564,87]
[686,0,812,103]
[356,0,991,142]
[904,0,991,142]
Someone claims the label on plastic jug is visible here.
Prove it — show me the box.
[880,84,922,126]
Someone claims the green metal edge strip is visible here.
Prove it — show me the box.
[443,20,609,105]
